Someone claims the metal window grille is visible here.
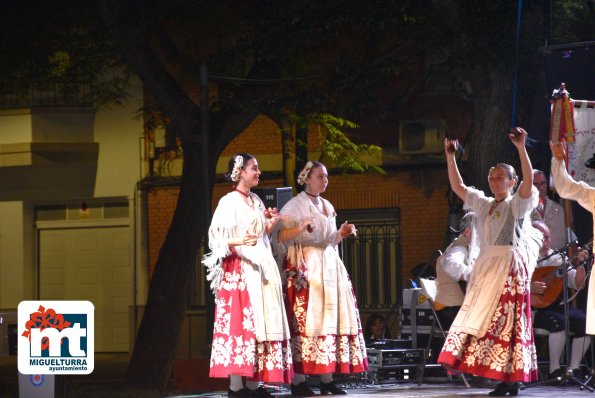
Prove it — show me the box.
[337,208,401,311]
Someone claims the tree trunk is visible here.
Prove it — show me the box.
[465,67,518,191]
[127,140,212,388]
[280,115,296,189]
[295,126,308,187]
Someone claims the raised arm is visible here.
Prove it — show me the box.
[510,127,533,198]
[550,140,594,210]
[444,138,467,202]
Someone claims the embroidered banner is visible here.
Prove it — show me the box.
[549,83,595,185]
[569,101,595,186]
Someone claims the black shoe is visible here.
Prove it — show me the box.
[572,368,586,379]
[249,386,273,398]
[291,382,315,397]
[548,368,565,380]
[319,381,347,395]
[546,368,567,386]
[229,388,250,398]
[488,382,518,396]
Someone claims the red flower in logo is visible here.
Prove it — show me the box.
[21,305,72,350]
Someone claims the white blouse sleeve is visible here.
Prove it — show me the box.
[463,186,490,213]
[202,195,236,295]
[510,185,539,219]
[439,243,471,282]
[551,157,595,211]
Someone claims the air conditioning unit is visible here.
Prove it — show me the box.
[398,119,447,155]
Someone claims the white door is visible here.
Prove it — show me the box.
[39,226,131,352]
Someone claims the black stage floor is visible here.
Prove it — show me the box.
[177,367,595,397]
[3,353,594,397]
[171,382,595,397]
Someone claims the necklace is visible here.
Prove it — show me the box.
[235,188,253,207]
[489,197,506,218]
[304,190,320,205]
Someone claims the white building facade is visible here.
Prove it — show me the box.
[0,79,147,352]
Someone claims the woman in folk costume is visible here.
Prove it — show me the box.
[274,161,368,396]
[202,153,293,398]
[550,140,595,336]
[438,128,542,396]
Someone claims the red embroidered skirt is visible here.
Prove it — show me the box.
[209,253,293,382]
[283,254,368,375]
[438,262,538,382]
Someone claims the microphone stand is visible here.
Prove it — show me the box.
[521,249,594,392]
[537,240,578,264]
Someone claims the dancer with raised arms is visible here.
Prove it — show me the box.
[438,128,541,396]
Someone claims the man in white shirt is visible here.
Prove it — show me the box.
[434,213,477,331]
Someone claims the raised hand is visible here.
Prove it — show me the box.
[549,140,567,161]
[444,138,459,156]
[508,127,527,148]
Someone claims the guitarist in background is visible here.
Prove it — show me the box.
[434,212,478,331]
[531,220,590,379]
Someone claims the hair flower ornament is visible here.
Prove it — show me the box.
[230,155,243,182]
[297,161,314,186]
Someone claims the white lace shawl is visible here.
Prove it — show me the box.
[464,185,542,276]
[273,192,339,266]
[202,192,270,296]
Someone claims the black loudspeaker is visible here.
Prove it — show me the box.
[252,187,293,210]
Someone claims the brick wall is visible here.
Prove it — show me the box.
[322,169,449,278]
[221,115,282,156]
[221,114,324,156]
[146,186,180,278]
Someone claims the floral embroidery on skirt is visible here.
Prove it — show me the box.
[210,253,293,382]
[438,262,538,382]
[283,256,368,375]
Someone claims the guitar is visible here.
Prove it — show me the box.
[530,266,564,308]
[531,240,593,309]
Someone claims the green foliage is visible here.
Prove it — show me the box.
[549,0,595,44]
[0,0,132,109]
[297,113,385,175]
